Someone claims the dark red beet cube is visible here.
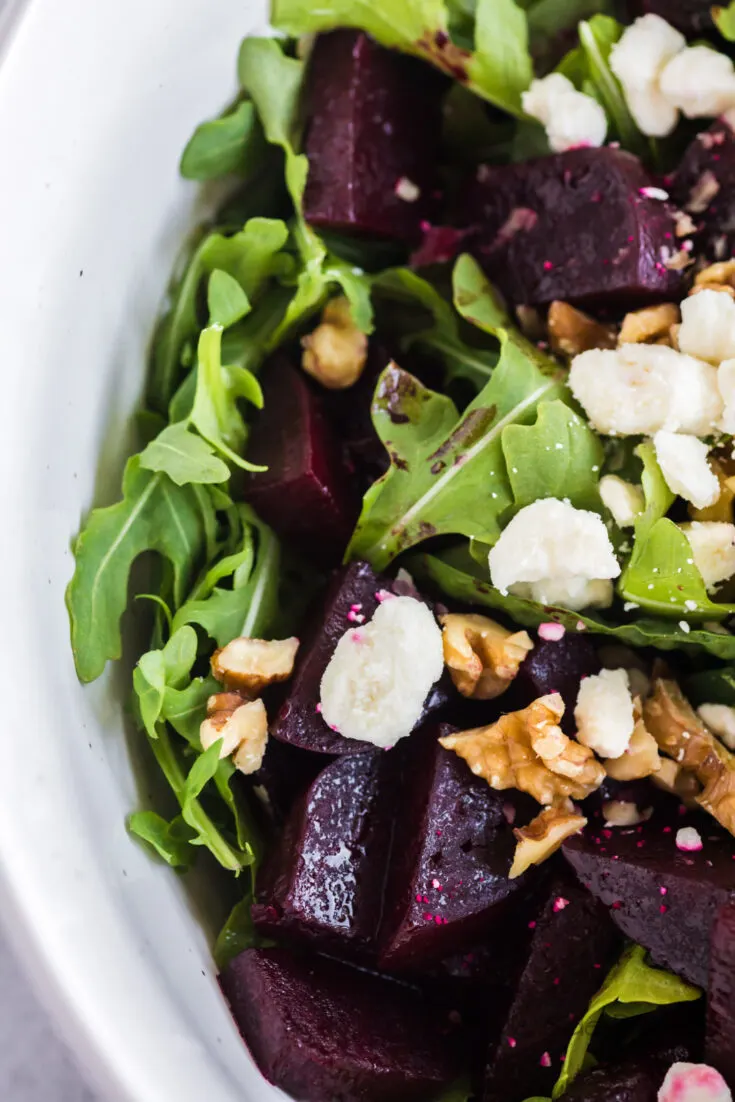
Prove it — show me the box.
[562,1061,662,1102]
[272,562,449,756]
[303,31,446,242]
[631,0,714,35]
[484,880,621,1102]
[706,900,735,1084]
[564,810,735,988]
[243,736,323,825]
[671,117,735,264]
[220,947,458,1102]
[511,633,600,733]
[252,750,401,959]
[464,147,685,309]
[379,729,535,970]
[243,356,358,564]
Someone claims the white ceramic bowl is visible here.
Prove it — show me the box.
[0,1,285,1098]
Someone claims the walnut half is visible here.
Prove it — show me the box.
[605,699,661,782]
[211,636,299,695]
[439,692,605,806]
[643,678,735,836]
[547,301,616,358]
[301,296,368,389]
[510,806,587,879]
[200,696,268,775]
[439,612,533,700]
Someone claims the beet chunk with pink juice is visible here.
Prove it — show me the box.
[464,147,685,309]
[706,900,735,1085]
[220,947,459,1102]
[379,728,537,970]
[484,879,621,1102]
[303,31,446,242]
[242,356,358,565]
[671,116,735,264]
[252,749,402,960]
[272,562,450,756]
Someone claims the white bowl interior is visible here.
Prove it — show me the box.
[0,1,286,1098]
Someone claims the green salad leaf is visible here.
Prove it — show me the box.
[714,1,735,41]
[685,665,735,707]
[208,269,251,328]
[620,443,735,621]
[137,423,231,487]
[577,17,646,156]
[215,894,270,970]
[552,944,701,1096]
[413,552,735,659]
[127,811,197,869]
[180,100,265,181]
[270,0,532,117]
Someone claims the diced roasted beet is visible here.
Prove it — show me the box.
[220,947,459,1102]
[510,633,600,733]
[252,750,401,959]
[562,1061,661,1102]
[272,562,450,755]
[323,341,392,485]
[484,880,621,1102]
[379,729,535,969]
[243,736,324,825]
[564,809,735,988]
[706,900,735,1084]
[464,147,685,310]
[630,0,714,35]
[243,356,358,564]
[671,117,735,264]
[303,31,446,242]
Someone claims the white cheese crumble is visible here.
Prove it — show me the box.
[569,343,723,436]
[717,357,735,434]
[319,596,443,748]
[521,73,607,153]
[658,1062,732,1102]
[609,15,685,137]
[679,289,735,365]
[488,498,620,612]
[698,702,735,750]
[653,432,720,510]
[679,521,735,590]
[574,667,636,759]
[660,46,735,120]
[599,474,644,527]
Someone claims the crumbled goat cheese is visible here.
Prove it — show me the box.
[522,73,607,153]
[319,596,443,748]
[569,343,723,436]
[698,703,735,750]
[680,521,735,590]
[609,15,685,137]
[575,668,636,759]
[488,498,620,612]
[653,432,720,510]
[660,46,735,119]
[599,474,644,527]
[717,358,735,433]
[658,1062,732,1102]
[679,289,735,365]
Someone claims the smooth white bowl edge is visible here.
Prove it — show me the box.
[0,1,286,1099]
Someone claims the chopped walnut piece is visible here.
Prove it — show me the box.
[686,170,720,214]
[605,699,661,781]
[547,301,616,358]
[643,678,735,835]
[618,304,680,345]
[211,636,299,695]
[652,757,702,807]
[439,613,533,700]
[439,693,605,805]
[694,259,735,290]
[664,249,693,272]
[689,460,735,523]
[602,800,653,827]
[509,806,587,879]
[200,697,268,775]
[673,210,697,238]
[301,296,368,389]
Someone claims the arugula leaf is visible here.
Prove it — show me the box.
[208,269,251,328]
[149,218,290,413]
[552,944,700,1097]
[127,811,197,869]
[527,0,612,56]
[138,423,230,487]
[180,100,265,181]
[685,666,735,707]
[435,1078,473,1102]
[66,459,207,682]
[502,400,603,511]
[132,626,199,739]
[373,267,498,388]
[577,17,648,158]
[270,0,532,116]
[188,325,264,471]
[163,675,219,746]
[413,552,735,659]
[214,894,268,970]
[713,1,735,40]
[620,443,735,621]
[173,506,280,647]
